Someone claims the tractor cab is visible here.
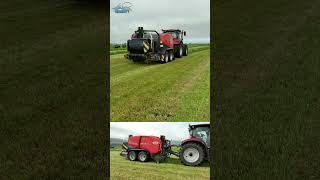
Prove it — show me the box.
[189,124,210,147]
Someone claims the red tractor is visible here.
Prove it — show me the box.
[124,27,188,63]
[120,124,210,166]
[179,124,210,166]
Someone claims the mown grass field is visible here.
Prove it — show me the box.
[110,44,210,121]
[110,149,210,180]
[214,0,320,178]
[0,0,107,178]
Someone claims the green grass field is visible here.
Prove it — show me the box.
[0,0,107,178]
[110,45,210,121]
[110,150,210,180]
[214,0,320,178]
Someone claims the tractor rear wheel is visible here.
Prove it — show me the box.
[183,44,188,56]
[128,151,137,161]
[138,151,149,162]
[180,143,205,166]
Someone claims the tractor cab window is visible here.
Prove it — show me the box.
[192,127,210,146]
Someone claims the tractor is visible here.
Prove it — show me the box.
[124,27,188,63]
[179,124,210,166]
[120,123,210,166]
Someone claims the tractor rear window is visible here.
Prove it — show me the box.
[193,127,210,145]
[170,32,178,38]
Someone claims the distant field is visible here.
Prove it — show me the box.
[110,150,210,180]
[110,44,210,121]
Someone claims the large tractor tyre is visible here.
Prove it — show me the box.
[175,45,183,58]
[163,51,169,63]
[128,151,137,161]
[138,151,149,162]
[180,143,205,166]
[183,44,188,56]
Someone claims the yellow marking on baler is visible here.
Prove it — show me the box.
[143,41,149,53]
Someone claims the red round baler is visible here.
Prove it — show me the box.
[120,135,172,163]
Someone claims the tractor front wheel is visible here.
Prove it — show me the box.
[180,143,205,166]
[175,45,183,58]
[128,151,137,161]
[183,44,188,56]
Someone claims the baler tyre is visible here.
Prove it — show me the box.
[183,45,188,56]
[176,45,183,58]
[128,151,137,161]
[180,143,205,166]
[169,50,174,62]
[138,151,149,162]
[163,51,169,63]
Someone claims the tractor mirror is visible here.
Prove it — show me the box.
[184,31,186,36]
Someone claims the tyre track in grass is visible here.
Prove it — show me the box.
[110,49,209,121]
[109,46,209,76]
[171,59,210,121]
[111,50,209,119]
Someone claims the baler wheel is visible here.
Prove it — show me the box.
[138,151,149,162]
[163,51,169,63]
[169,50,174,61]
[128,151,137,161]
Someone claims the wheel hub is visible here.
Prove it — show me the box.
[140,154,146,161]
[183,147,200,163]
[129,152,135,160]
